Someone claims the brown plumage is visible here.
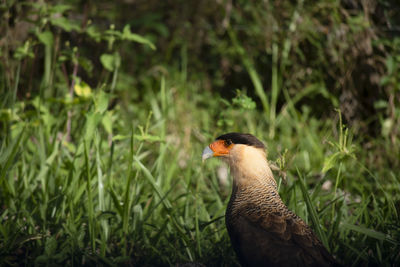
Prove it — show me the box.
[202,133,340,267]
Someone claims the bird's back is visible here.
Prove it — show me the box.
[226,182,338,267]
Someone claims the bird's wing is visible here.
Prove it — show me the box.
[229,202,337,267]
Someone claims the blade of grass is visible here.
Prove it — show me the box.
[341,223,398,245]
[95,133,108,255]
[228,28,269,117]
[331,163,342,219]
[269,42,278,138]
[134,156,172,210]
[0,126,25,195]
[296,168,330,250]
[84,139,95,251]
[121,128,138,255]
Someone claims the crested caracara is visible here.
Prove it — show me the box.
[202,133,340,267]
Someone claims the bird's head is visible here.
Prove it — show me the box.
[202,132,274,187]
[202,132,266,162]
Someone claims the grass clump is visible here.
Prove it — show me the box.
[1,77,399,266]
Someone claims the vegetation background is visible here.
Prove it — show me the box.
[1,0,400,266]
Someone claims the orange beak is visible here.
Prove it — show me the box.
[202,140,234,162]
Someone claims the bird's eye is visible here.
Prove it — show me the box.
[225,139,232,146]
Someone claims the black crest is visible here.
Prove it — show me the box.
[216,133,265,149]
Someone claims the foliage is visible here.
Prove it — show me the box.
[1,0,400,266]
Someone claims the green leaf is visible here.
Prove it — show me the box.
[100,53,121,71]
[50,17,81,32]
[342,223,398,244]
[14,41,34,60]
[122,25,156,50]
[74,81,92,98]
[49,4,73,14]
[86,25,102,42]
[382,118,393,138]
[374,100,388,109]
[112,134,129,141]
[96,91,109,113]
[380,75,391,86]
[386,56,394,74]
[134,134,163,142]
[0,109,12,122]
[36,31,54,47]
[85,112,102,142]
[112,129,162,142]
[322,152,340,173]
[44,236,57,255]
[232,90,256,110]
[101,112,112,134]
[100,54,114,71]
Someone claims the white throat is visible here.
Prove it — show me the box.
[227,144,276,188]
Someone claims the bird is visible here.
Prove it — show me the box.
[202,132,340,267]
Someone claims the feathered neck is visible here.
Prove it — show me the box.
[226,144,277,189]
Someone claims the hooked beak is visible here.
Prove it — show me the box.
[202,146,214,162]
[202,139,233,162]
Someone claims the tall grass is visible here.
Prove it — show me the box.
[1,1,400,266]
[1,69,399,265]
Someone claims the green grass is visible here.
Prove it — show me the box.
[1,1,400,265]
[0,73,399,266]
